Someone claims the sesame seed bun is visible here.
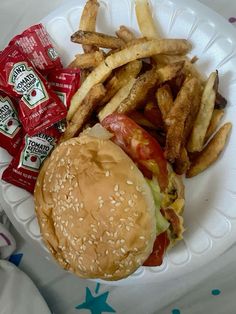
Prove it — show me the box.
[34,134,156,280]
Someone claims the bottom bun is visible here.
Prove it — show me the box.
[34,135,156,280]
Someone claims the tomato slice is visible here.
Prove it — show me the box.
[143,231,170,266]
[102,113,168,191]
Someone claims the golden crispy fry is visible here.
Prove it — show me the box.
[174,147,190,175]
[156,85,174,122]
[80,69,91,84]
[71,30,125,49]
[116,62,184,114]
[117,67,159,114]
[101,60,142,105]
[156,61,184,82]
[98,78,136,122]
[68,51,105,69]
[67,39,191,121]
[135,0,161,39]
[204,109,224,143]
[116,25,136,43]
[79,0,100,53]
[128,111,158,129]
[187,71,218,152]
[105,38,150,57]
[62,84,106,141]
[135,0,172,65]
[183,78,202,143]
[186,122,232,177]
[165,77,200,162]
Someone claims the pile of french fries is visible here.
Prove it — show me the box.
[63,0,232,178]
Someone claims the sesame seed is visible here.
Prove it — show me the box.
[126,226,130,231]
[115,202,121,207]
[121,248,126,253]
[105,170,110,177]
[127,180,133,185]
[91,234,96,240]
[114,184,119,192]
[79,218,84,221]
[105,250,109,255]
[128,200,135,207]
[136,186,142,192]
[130,165,134,170]
[133,194,138,199]
[111,200,116,205]
[139,236,145,240]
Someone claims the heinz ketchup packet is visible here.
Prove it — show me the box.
[9,24,62,74]
[2,127,61,193]
[0,91,23,156]
[0,44,67,136]
[47,68,80,109]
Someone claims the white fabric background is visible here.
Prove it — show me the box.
[0,1,236,314]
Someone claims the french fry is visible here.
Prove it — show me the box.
[204,109,224,143]
[71,30,125,49]
[174,147,190,175]
[62,84,106,141]
[101,60,142,105]
[135,0,161,39]
[80,69,91,84]
[129,111,158,129]
[183,78,202,143]
[186,122,232,177]
[156,85,174,122]
[165,77,200,162]
[215,92,227,109]
[68,51,105,69]
[144,102,164,129]
[117,67,159,114]
[98,78,136,121]
[67,39,191,121]
[187,71,218,152]
[79,0,100,53]
[135,0,171,65]
[116,25,136,43]
[116,62,184,114]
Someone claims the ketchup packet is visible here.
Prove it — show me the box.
[2,127,60,193]
[0,45,67,136]
[9,24,62,74]
[0,91,23,155]
[47,68,81,109]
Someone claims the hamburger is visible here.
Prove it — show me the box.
[34,114,184,281]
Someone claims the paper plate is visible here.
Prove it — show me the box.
[1,0,236,285]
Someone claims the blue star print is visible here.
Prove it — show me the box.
[76,285,116,314]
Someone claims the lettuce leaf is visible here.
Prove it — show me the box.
[146,178,170,235]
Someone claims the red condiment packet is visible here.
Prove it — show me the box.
[0,44,67,136]
[0,91,23,156]
[47,68,81,109]
[2,126,61,193]
[9,24,62,74]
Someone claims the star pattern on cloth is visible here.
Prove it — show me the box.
[76,286,116,314]
[8,253,23,266]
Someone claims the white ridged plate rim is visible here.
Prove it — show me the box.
[0,0,236,285]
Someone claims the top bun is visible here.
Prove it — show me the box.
[34,134,156,280]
